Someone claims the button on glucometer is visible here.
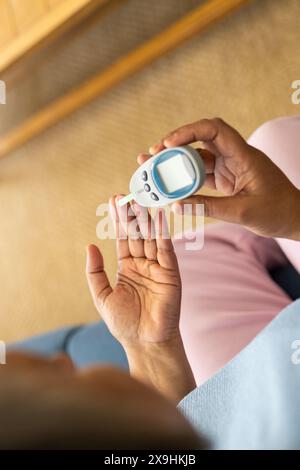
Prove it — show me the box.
[141,171,148,181]
[144,183,150,192]
[151,193,159,201]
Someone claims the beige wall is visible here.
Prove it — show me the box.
[0,0,299,341]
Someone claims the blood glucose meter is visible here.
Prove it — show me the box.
[118,145,206,208]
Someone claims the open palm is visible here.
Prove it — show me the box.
[86,197,181,346]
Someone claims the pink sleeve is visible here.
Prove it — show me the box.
[247,115,300,273]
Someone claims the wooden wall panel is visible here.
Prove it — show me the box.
[0,0,16,48]
[10,0,49,32]
[0,0,112,73]
[0,0,251,159]
[47,0,61,7]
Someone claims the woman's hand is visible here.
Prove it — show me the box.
[139,118,300,240]
[86,197,195,402]
[86,197,181,346]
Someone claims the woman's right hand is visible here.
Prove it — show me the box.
[138,118,300,241]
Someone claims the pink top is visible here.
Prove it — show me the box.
[175,116,300,385]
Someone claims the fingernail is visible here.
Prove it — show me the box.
[149,143,162,154]
[182,204,193,215]
[163,134,173,145]
[171,203,182,214]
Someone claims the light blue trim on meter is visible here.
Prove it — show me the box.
[151,148,197,199]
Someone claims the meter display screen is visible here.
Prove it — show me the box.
[156,154,195,193]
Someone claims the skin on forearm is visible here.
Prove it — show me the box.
[291,189,300,241]
[123,337,196,404]
[279,188,300,241]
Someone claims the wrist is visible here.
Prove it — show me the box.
[296,191,300,241]
[287,189,300,241]
[123,336,196,404]
[122,333,183,356]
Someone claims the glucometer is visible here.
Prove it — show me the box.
[118,146,206,208]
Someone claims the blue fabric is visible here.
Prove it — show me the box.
[178,299,300,450]
[10,321,129,370]
[9,325,80,356]
[65,322,128,369]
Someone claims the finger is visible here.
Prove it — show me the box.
[149,142,165,155]
[202,174,216,190]
[154,209,178,270]
[86,244,112,308]
[196,148,216,174]
[163,118,247,160]
[137,153,151,165]
[109,196,130,260]
[116,198,145,258]
[132,203,157,261]
[163,119,219,146]
[171,194,245,223]
[194,148,216,188]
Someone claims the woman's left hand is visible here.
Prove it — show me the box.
[86,196,181,348]
[86,197,195,402]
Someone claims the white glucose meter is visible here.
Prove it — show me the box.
[118,146,206,208]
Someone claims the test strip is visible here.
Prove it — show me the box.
[117,193,134,207]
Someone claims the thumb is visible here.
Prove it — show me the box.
[86,244,112,308]
[172,194,246,224]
